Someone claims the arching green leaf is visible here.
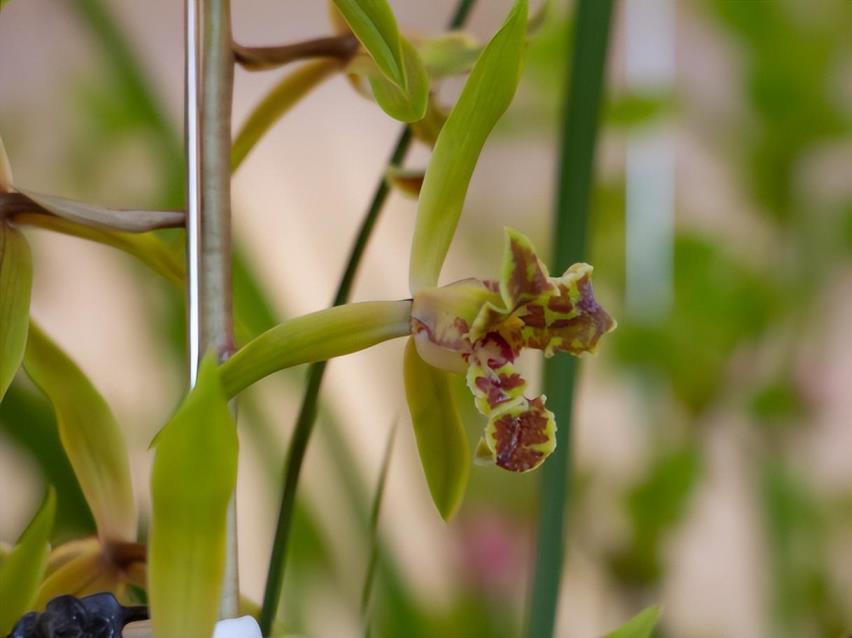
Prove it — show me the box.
[0,488,56,636]
[403,338,470,520]
[149,354,238,638]
[23,323,137,542]
[409,0,528,293]
[603,605,661,638]
[331,0,405,87]
[0,223,31,400]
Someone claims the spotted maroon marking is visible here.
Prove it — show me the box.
[474,371,523,408]
[547,288,573,313]
[492,399,551,472]
[519,303,546,328]
[478,331,516,366]
[508,239,550,304]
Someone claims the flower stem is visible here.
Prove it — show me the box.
[233,34,359,71]
[526,1,615,637]
[258,2,481,632]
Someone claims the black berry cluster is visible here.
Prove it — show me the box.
[7,593,147,638]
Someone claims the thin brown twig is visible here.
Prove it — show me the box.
[233,33,359,71]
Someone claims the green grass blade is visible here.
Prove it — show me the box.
[360,422,396,636]
[408,0,527,294]
[526,1,615,637]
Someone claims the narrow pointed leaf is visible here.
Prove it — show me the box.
[149,354,238,638]
[409,0,528,293]
[19,189,184,232]
[603,605,661,638]
[403,338,470,519]
[14,212,185,286]
[0,489,56,635]
[331,0,405,88]
[0,223,31,400]
[220,299,412,397]
[23,323,137,542]
[366,37,429,122]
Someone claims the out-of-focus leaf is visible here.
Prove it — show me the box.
[367,37,429,123]
[409,95,448,147]
[603,605,661,638]
[149,354,238,638]
[0,133,13,191]
[0,381,96,541]
[385,166,425,198]
[0,223,31,400]
[35,543,122,608]
[331,0,405,87]
[23,322,137,542]
[403,338,470,520]
[15,212,184,286]
[232,59,340,172]
[0,489,56,635]
[18,189,184,232]
[220,300,412,398]
[605,91,676,129]
[409,0,528,293]
[417,32,482,78]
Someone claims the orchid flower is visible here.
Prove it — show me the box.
[218,0,615,519]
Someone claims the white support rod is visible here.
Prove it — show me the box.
[185,0,202,386]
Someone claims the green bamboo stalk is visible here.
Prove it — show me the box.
[526,2,615,637]
[258,2,479,633]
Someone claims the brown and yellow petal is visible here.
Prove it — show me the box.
[482,396,556,472]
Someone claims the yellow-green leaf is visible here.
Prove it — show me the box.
[23,323,137,542]
[403,338,470,520]
[0,223,31,400]
[603,605,662,638]
[0,488,56,635]
[14,212,185,287]
[417,32,482,78]
[331,0,405,88]
[367,36,429,122]
[409,0,528,294]
[220,299,412,398]
[149,353,238,638]
[232,59,340,173]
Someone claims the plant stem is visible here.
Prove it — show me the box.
[258,1,480,632]
[526,2,615,637]
[233,34,359,71]
[189,0,239,619]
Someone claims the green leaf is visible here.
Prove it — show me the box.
[331,0,405,87]
[417,32,482,78]
[23,323,137,542]
[409,0,528,293]
[367,37,429,122]
[0,488,56,636]
[149,353,238,638]
[403,338,470,519]
[232,59,340,173]
[0,223,31,400]
[15,212,185,287]
[603,605,661,638]
[220,299,412,398]
[18,189,184,232]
